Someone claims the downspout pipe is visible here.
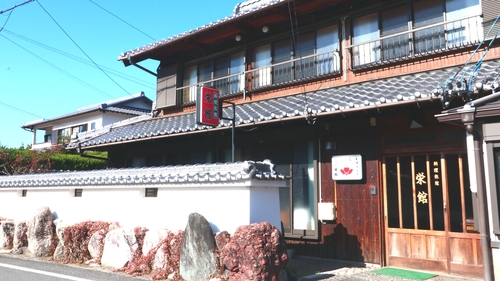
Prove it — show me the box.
[460,111,495,281]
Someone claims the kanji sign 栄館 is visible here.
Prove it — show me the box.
[196,86,220,126]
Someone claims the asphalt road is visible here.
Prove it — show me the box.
[0,254,149,281]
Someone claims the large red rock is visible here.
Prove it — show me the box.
[222,222,288,281]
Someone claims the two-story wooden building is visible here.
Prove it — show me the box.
[68,0,500,278]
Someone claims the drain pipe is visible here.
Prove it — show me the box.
[461,111,495,281]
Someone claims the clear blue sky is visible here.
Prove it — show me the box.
[0,0,241,148]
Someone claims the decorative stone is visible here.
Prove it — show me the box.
[179,213,219,281]
[13,221,28,250]
[222,222,288,281]
[100,228,138,269]
[0,221,14,250]
[88,229,107,261]
[142,228,169,257]
[27,206,55,257]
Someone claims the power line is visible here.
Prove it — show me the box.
[88,0,156,41]
[2,29,155,90]
[35,0,132,97]
[0,0,34,15]
[1,34,116,99]
[0,10,14,32]
[0,101,45,120]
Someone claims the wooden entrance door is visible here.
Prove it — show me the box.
[382,152,483,277]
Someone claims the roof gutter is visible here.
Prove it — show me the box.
[458,110,495,281]
[131,62,157,77]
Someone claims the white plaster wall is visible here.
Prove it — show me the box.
[493,247,500,280]
[0,185,281,234]
[101,113,138,127]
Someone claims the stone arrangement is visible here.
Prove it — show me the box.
[0,206,290,281]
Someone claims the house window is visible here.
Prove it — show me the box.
[180,52,245,104]
[21,190,27,197]
[145,188,158,197]
[381,5,410,61]
[412,0,445,54]
[272,39,293,84]
[351,0,481,68]
[250,26,340,90]
[91,122,96,130]
[252,44,272,88]
[353,13,380,66]
[316,25,339,75]
[269,141,318,239]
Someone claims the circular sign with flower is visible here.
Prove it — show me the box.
[331,154,363,180]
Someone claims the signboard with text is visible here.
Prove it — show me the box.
[196,86,220,126]
[331,154,363,180]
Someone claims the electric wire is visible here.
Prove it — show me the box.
[35,0,132,97]
[0,10,14,32]
[0,0,34,15]
[0,101,45,120]
[2,29,155,90]
[447,12,500,85]
[87,0,156,41]
[1,34,116,99]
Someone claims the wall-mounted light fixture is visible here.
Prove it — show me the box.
[262,25,269,33]
[325,140,335,151]
[235,34,242,42]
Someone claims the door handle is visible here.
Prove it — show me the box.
[443,202,446,210]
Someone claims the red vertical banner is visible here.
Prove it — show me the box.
[196,86,220,126]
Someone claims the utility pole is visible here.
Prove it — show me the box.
[0,0,34,15]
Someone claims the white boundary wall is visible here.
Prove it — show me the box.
[0,162,285,233]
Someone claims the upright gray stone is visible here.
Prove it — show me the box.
[0,221,14,250]
[27,206,55,257]
[180,213,218,281]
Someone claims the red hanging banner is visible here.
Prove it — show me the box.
[196,86,220,126]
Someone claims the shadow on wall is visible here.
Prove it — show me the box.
[287,223,363,262]
[325,223,363,261]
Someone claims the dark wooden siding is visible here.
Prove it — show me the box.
[156,64,177,109]
[288,128,382,264]
[483,0,500,40]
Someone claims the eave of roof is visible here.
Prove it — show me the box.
[117,0,287,66]
[436,87,500,123]
[22,93,153,129]
[70,59,500,150]
[117,0,353,66]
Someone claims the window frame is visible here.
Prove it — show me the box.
[350,0,482,68]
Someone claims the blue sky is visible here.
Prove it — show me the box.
[0,0,241,148]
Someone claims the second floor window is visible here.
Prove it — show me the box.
[178,25,340,104]
[181,52,245,104]
[351,0,481,68]
[250,25,340,91]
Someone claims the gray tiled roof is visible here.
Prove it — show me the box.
[22,92,152,128]
[0,160,285,189]
[71,59,500,149]
[118,0,284,62]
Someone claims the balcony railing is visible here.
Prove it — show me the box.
[347,15,483,69]
[176,50,340,105]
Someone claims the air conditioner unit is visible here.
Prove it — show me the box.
[318,202,336,221]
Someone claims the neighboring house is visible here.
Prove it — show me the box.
[61,0,500,278]
[22,92,153,150]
